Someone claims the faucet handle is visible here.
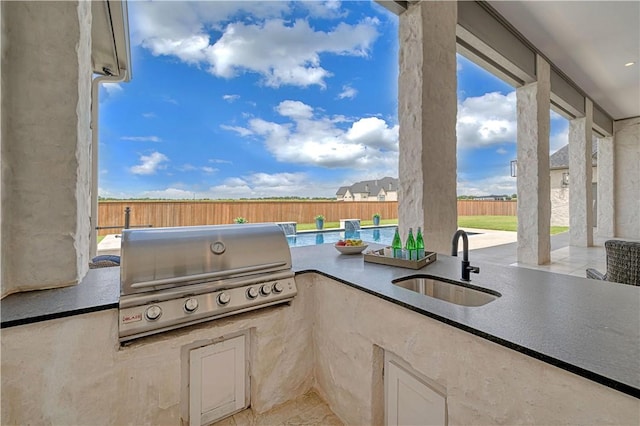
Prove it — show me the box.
[467,265,480,274]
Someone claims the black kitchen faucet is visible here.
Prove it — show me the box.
[451,229,480,281]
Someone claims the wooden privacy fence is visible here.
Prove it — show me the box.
[97,201,398,236]
[97,200,517,235]
[457,200,517,216]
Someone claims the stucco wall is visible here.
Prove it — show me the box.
[0,1,91,298]
[311,275,639,425]
[2,274,637,425]
[550,167,597,227]
[398,1,458,253]
[516,56,551,264]
[0,283,314,424]
[550,187,570,227]
[614,117,640,239]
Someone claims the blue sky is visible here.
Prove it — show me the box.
[99,0,568,199]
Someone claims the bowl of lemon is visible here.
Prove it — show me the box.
[334,239,368,255]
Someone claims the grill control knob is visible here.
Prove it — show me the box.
[260,284,272,296]
[145,305,162,321]
[247,287,259,299]
[217,292,231,305]
[184,298,198,313]
[273,282,284,293]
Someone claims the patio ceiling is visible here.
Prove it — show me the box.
[488,1,640,121]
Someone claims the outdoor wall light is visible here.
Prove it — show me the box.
[510,160,517,177]
[562,172,570,187]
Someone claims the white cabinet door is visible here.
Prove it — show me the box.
[190,335,246,426]
[385,358,446,426]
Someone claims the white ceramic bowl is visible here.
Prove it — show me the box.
[334,243,368,255]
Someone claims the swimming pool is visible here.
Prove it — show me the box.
[287,227,397,247]
[286,227,479,247]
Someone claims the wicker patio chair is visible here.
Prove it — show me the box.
[89,254,121,269]
[586,240,640,286]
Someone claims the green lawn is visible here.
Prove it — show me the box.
[97,235,105,244]
[458,215,568,235]
[297,216,568,236]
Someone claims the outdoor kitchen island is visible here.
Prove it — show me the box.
[1,243,638,425]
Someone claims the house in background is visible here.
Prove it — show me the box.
[336,177,399,201]
[549,143,598,227]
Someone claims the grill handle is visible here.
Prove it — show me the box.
[129,261,288,289]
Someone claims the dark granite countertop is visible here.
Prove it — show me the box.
[2,244,638,398]
[0,267,120,328]
[291,244,640,398]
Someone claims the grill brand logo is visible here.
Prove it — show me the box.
[122,312,143,324]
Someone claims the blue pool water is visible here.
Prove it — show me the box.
[286,227,480,247]
[287,227,397,247]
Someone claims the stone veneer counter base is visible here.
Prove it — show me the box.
[1,243,638,399]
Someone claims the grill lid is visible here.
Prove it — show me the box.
[120,223,291,295]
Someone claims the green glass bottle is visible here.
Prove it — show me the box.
[405,227,417,260]
[416,227,425,259]
[391,227,402,258]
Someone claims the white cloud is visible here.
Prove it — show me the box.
[550,120,569,153]
[121,136,162,142]
[496,147,508,155]
[138,188,198,199]
[142,112,156,118]
[209,158,233,164]
[177,163,197,172]
[176,164,219,174]
[223,94,240,102]
[102,82,123,95]
[345,117,397,150]
[207,172,334,198]
[132,2,379,88]
[226,100,398,171]
[205,19,378,88]
[277,100,313,119]
[100,170,383,199]
[299,0,347,19]
[338,85,357,99]
[457,175,517,197]
[163,96,179,105]
[457,90,569,153]
[130,152,169,175]
[457,91,517,148]
[220,124,254,137]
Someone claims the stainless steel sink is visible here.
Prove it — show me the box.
[392,275,500,307]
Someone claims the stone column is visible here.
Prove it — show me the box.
[516,55,551,265]
[614,117,640,239]
[569,99,594,247]
[398,1,458,254]
[596,136,615,238]
[1,1,92,298]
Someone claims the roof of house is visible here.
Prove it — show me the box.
[336,177,398,196]
[549,142,598,170]
[336,186,349,196]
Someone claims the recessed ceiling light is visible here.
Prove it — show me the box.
[624,62,636,67]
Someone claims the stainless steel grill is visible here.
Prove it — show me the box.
[118,223,297,342]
